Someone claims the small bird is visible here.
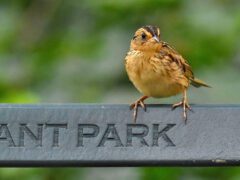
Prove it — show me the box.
[125,25,210,123]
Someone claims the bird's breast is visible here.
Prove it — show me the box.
[125,51,185,97]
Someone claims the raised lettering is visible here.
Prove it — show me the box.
[126,124,149,146]
[45,123,67,147]
[98,124,123,147]
[152,124,175,146]
[77,124,99,147]
[0,124,15,147]
[19,124,43,147]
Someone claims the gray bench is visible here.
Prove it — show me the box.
[0,104,238,166]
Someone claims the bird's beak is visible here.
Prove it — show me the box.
[153,36,160,43]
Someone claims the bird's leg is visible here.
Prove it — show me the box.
[172,90,191,123]
[130,95,149,123]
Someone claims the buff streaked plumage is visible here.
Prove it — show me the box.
[125,25,210,123]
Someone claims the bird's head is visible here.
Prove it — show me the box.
[130,25,161,51]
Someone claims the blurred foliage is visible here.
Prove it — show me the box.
[0,0,240,103]
[0,168,82,180]
[0,0,240,179]
[142,167,240,180]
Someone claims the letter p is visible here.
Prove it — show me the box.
[77,124,99,147]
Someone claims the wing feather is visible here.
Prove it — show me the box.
[160,41,194,80]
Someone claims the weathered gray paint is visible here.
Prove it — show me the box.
[0,104,239,167]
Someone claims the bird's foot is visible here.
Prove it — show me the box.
[130,96,148,123]
[172,100,192,123]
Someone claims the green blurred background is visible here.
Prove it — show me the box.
[0,0,240,179]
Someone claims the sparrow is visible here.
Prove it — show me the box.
[125,25,210,123]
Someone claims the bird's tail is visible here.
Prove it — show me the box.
[190,78,211,88]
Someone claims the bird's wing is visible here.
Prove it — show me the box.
[159,41,211,88]
[159,41,194,80]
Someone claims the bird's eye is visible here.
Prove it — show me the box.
[141,33,146,39]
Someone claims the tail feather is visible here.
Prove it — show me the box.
[190,78,211,88]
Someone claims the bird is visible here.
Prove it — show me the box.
[125,25,210,123]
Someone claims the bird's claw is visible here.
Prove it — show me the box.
[172,100,192,124]
[130,96,148,123]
